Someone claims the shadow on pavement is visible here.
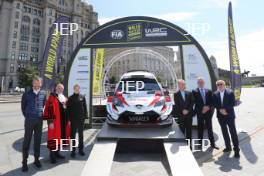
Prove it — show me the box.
[3,130,93,176]
[214,152,242,172]
[238,132,258,164]
[192,131,219,166]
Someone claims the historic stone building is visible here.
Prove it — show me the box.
[0,0,98,90]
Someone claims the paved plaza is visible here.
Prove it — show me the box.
[0,88,263,176]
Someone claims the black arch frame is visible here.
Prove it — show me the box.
[64,16,217,127]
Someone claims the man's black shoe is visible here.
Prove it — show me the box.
[223,148,232,152]
[50,152,57,164]
[22,163,28,172]
[56,152,65,159]
[211,145,219,150]
[50,157,57,164]
[234,152,240,158]
[79,151,85,156]
[71,152,76,158]
[34,160,42,168]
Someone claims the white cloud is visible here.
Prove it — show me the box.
[203,29,264,76]
[98,12,196,25]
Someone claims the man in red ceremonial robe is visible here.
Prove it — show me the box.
[43,83,70,163]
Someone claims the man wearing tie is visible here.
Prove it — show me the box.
[174,79,194,143]
[212,80,240,158]
[192,78,218,150]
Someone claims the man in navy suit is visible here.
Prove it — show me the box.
[174,79,194,144]
[213,80,240,158]
[192,78,218,150]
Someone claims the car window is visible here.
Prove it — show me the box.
[116,77,161,92]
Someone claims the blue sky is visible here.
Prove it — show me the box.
[84,0,264,76]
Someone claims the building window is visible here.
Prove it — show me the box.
[23,6,33,14]
[16,3,20,9]
[38,10,42,17]
[33,18,40,25]
[30,54,38,62]
[12,41,16,49]
[15,11,20,18]
[32,27,40,34]
[49,9,52,16]
[13,31,17,38]
[21,35,29,41]
[10,64,15,73]
[22,16,30,23]
[32,37,40,43]
[59,0,65,6]
[11,52,15,60]
[49,18,52,25]
[31,47,39,53]
[17,64,21,71]
[19,53,28,61]
[19,43,28,51]
[21,25,30,35]
[33,9,37,15]
[14,21,18,28]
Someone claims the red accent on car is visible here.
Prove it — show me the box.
[161,105,167,112]
[107,96,113,102]
[115,91,129,106]
[165,96,171,102]
[155,90,162,96]
[112,104,118,111]
[148,96,161,107]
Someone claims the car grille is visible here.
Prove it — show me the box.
[118,111,160,123]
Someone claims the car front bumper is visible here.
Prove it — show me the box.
[106,115,173,128]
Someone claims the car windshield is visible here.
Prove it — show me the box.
[116,77,161,92]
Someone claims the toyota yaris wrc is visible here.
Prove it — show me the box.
[106,71,173,127]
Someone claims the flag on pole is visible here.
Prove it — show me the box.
[228,2,241,105]
[40,16,69,91]
[93,48,105,95]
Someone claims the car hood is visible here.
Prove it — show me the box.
[122,91,161,107]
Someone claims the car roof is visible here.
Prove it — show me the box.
[121,71,155,79]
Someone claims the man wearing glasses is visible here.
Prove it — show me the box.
[212,80,240,158]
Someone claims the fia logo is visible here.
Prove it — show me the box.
[111,30,124,39]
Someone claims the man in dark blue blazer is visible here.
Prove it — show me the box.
[192,78,218,150]
[212,80,240,158]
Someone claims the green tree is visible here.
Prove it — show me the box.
[17,66,39,88]
[109,76,116,84]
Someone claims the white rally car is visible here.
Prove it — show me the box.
[106,71,173,127]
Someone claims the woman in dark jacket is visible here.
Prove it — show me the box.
[67,84,88,158]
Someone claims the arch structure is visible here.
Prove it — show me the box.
[64,16,217,126]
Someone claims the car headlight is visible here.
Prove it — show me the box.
[154,99,165,107]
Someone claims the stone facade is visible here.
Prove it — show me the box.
[0,0,98,90]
